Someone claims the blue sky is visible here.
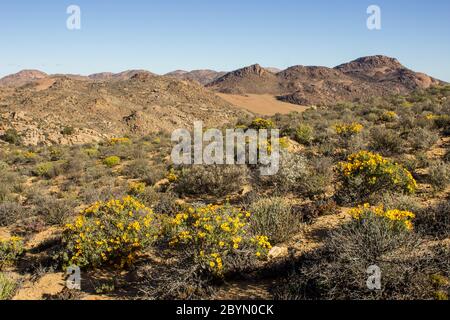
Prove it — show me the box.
[0,0,449,80]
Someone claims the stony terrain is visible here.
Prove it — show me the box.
[0,82,449,301]
[0,73,244,146]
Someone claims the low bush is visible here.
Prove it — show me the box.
[0,129,22,145]
[336,151,417,204]
[122,159,165,185]
[369,127,405,156]
[408,127,439,151]
[0,201,26,227]
[334,122,363,139]
[415,200,450,239]
[272,206,440,300]
[61,126,75,136]
[32,196,76,226]
[266,151,308,192]
[168,204,271,277]
[427,161,450,192]
[249,197,299,244]
[173,165,248,197]
[379,193,422,213]
[0,237,24,270]
[0,273,17,300]
[249,118,275,130]
[294,124,314,145]
[63,196,161,269]
[128,181,146,196]
[32,162,60,179]
[103,156,121,168]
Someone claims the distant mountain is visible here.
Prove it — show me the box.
[0,69,158,88]
[165,70,226,85]
[88,70,155,81]
[0,70,48,87]
[208,56,446,106]
[334,55,441,90]
[208,64,280,94]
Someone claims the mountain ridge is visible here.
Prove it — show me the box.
[208,55,446,105]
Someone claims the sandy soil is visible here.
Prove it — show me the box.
[217,93,307,116]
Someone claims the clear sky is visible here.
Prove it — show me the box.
[0,0,449,80]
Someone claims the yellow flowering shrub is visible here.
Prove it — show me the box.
[349,204,415,231]
[250,118,275,130]
[63,196,160,269]
[0,237,24,269]
[381,111,399,122]
[103,156,121,167]
[109,137,131,145]
[166,169,178,183]
[337,151,417,200]
[168,204,271,277]
[23,151,37,160]
[128,181,146,195]
[334,122,363,138]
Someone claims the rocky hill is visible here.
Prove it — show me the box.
[0,70,48,87]
[0,73,244,146]
[165,69,226,85]
[208,56,445,105]
[88,70,155,81]
[208,64,281,94]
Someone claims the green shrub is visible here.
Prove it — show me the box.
[379,193,422,213]
[0,237,24,270]
[408,127,439,151]
[369,127,404,156]
[297,157,333,199]
[33,162,59,179]
[416,200,450,239]
[32,196,76,226]
[122,159,165,185]
[174,165,248,197]
[427,161,450,192]
[84,147,100,158]
[0,201,26,227]
[266,151,308,192]
[249,197,299,244]
[295,124,314,145]
[103,156,121,168]
[272,208,439,300]
[61,126,75,136]
[0,129,21,145]
[0,273,17,300]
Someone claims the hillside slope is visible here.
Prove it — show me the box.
[0,73,243,145]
